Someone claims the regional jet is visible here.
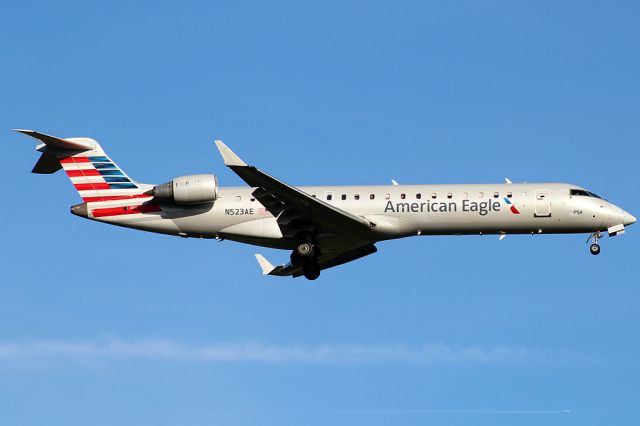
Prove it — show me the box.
[17,129,636,280]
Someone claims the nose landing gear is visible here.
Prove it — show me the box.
[588,231,602,255]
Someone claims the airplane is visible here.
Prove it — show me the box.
[16,129,636,280]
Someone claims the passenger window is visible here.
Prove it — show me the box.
[493,192,499,198]
[463,192,469,199]
[385,193,390,200]
[401,194,406,200]
[235,196,242,202]
[312,194,316,198]
[431,193,437,199]
[341,194,346,200]
[250,198,255,202]
[447,193,452,199]
[507,192,512,198]
[354,194,360,200]
[370,194,375,200]
[326,194,332,201]
[478,192,484,198]
[416,193,422,200]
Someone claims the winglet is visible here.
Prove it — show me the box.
[214,140,247,167]
[255,254,276,275]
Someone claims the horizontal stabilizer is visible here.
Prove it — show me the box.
[13,129,94,151]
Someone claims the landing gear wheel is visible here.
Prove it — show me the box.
[587,231,602,256]
[296,242,314,257]
[302,261,320,281]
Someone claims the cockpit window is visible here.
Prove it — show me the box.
[570,189,590,196]
[570,189,602,199]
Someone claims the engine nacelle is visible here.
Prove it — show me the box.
[152,174,218,205]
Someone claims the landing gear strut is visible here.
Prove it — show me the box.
[294,237,320,280]
[589,232,602,255]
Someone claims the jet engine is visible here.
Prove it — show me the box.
[151,174,218,205]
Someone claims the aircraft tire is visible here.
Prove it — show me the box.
[590,243,601,255]
[302,261,320,280]
[296,242,314,257]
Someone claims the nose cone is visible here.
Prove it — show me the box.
[624,210,636,226]
[70,203,89,218]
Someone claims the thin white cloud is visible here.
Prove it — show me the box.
[0,338,552,365]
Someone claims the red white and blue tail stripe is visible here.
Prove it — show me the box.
[17,129,162,219]
[59,154,146,202]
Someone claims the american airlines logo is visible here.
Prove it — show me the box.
[503,197,521,214]
[384,198,519,216]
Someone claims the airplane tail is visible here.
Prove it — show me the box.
[15,129,148,202]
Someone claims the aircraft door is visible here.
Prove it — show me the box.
[534,189,551,217]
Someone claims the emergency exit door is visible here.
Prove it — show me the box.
[535,189,551,217]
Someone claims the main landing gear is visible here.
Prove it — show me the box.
[588,231,602,255]
[295,241,320,280]
[295,242,315,257]
[302,260,321,281]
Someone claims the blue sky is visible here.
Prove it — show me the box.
[1,1,639,425]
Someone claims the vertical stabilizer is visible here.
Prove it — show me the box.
[15,129,146,202]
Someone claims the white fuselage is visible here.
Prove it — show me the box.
[83,182,633,250]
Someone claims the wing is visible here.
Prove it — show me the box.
[214,140,374,239]
[256,243,377,278]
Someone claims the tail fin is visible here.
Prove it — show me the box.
[15,129,147,202]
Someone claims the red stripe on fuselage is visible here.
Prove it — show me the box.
[91,204,161,218]
[82,194,151,202]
